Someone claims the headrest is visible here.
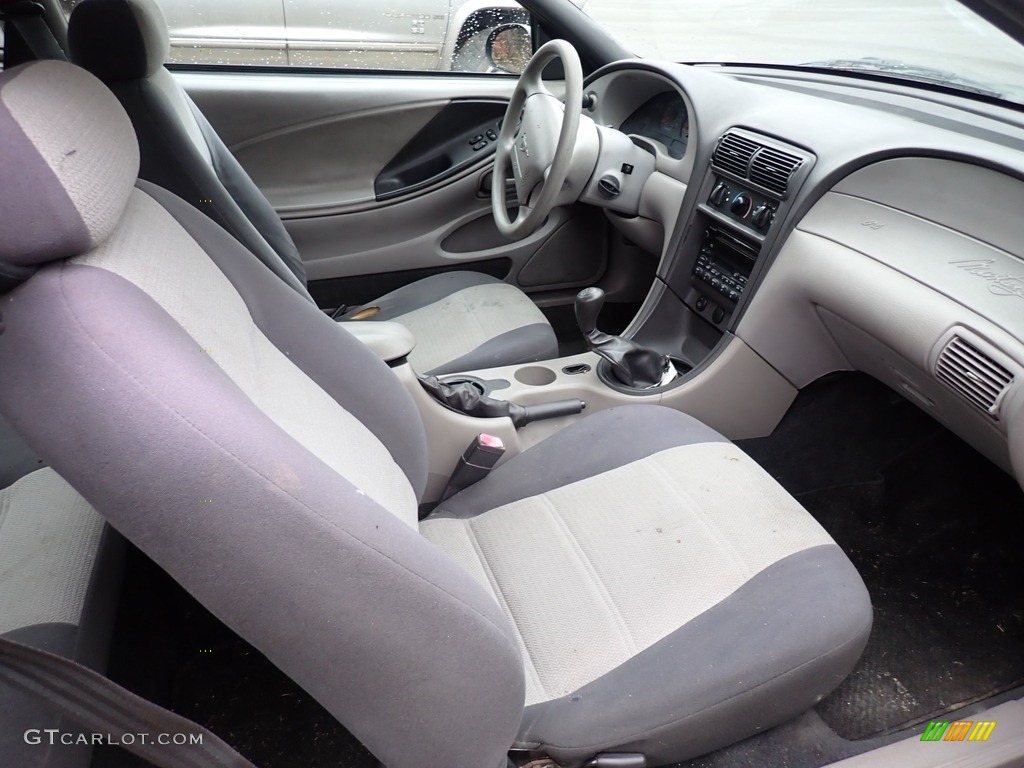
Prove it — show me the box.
[68,0,170,82]
[0,61,140,269]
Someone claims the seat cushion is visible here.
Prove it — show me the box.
[0,464,123,768]
[0,470,106,637]
[342,272,558,375]
[422,405,872,765]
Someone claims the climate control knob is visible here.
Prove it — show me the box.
[752,203,774,230]
[730,193,753,218]
[710,182,730,207]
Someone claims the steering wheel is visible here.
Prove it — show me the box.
[492,40,583,239]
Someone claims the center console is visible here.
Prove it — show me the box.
[674,128,815,333]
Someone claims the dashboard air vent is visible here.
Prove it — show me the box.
[713,131,805,197]
[713,133,760,178]
[936,336,1014,418]
[749,146,804,196]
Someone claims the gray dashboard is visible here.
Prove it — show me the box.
[582,60,1024,488]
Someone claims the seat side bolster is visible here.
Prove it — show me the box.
[519,544,872,765]
[424,323,559,376]
[111,79,311,300]
[185,94,308,285]
[140,180,429,499]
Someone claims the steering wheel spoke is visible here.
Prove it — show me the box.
[491,40,583,239]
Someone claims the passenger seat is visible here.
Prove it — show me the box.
[0,417,123,768]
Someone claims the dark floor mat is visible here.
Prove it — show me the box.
[171,623,376,768]
[809,433,1024,740]
[738,373,945,496]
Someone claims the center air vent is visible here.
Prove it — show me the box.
[713,131,805,198]
[713,133,760,178]
[935,335,1014,418]
[750,146,803,196]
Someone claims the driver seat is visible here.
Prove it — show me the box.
[65,0,557,376]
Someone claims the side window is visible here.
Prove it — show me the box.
[62,0,532,73]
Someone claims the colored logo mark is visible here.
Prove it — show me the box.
[921,721,996,742]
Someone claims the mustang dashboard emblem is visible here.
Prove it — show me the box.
[950,258,1024,300]
[517,133,530,157]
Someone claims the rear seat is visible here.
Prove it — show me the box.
[0,416,124,768]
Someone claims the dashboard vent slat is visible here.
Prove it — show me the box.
[935,336,1014,418]
[749,146,804,196]
[713,133,760,178]
[713,131,805,197]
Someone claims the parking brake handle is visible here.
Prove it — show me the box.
[419,376,584,428]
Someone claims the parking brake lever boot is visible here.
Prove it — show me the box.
[575,287,671,389]
[419,376,510,419]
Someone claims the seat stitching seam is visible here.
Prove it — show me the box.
[462,291,491,344]
[463,519,548,701]
[540,494,638,656]
[52,265,522,659]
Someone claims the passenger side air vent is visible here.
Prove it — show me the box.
[935,335,1014,418]
[713,133,760,178]
[749,146,804,197]
[712,130,805,198]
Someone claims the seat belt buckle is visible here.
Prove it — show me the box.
[439,434,505,502]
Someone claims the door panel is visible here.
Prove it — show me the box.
[231,101,446,212]
[177,70,606,294]
[179,71,514,212]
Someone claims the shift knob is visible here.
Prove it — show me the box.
[575,287,605,337]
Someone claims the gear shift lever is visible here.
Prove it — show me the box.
[575,287,672,389]
[575,287,605,337]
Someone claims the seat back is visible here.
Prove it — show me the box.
[0,60,525,768]
[67,0,311,296]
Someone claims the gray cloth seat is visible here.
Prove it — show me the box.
[0,421,123,768]
[0,60,872,768]
[65,0,557,376]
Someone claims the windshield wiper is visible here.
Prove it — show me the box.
[802,57,1006,99]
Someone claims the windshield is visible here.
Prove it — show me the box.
[581,0,1024,106]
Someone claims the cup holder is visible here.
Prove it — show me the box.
[514,365,557,386]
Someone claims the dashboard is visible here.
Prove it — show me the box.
[581,59,1024,490]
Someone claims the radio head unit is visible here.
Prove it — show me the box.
[693,226,759,305]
